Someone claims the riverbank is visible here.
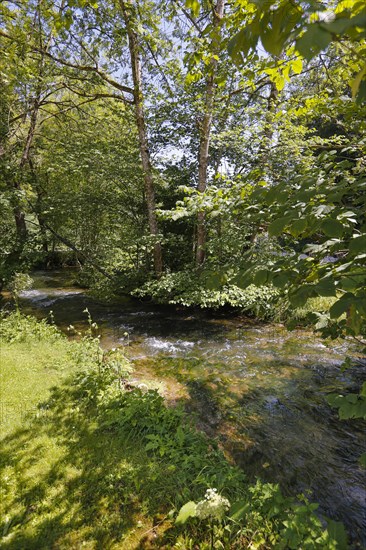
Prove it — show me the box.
[0,312,349,549]
[3,269,364,545]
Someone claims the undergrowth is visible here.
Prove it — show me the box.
[132,270,279,319]
[0,312,348,548]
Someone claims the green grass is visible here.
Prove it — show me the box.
[1,341,74,435]
[0,316,154,548]
[0,313,348,549]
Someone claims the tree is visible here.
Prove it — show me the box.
[119,0,163,275]
[194,0,225,267]
[224,0,366,339]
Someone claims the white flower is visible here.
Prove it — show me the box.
[195,488,230,520]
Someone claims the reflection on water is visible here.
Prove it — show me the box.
[17,270,366,546]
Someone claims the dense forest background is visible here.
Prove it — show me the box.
[1,0,365,337]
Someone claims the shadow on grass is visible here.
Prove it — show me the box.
[0,374,175,549]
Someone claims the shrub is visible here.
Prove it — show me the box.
[133,270,279,318]
[0,311,61,343]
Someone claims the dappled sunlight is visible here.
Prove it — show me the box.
[0,378,149,548]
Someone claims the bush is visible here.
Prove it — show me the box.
[0,311,61,343]
[133,270,279,318]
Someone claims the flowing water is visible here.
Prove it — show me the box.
[15,270,366,546]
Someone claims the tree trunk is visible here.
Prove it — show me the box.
[250,80,279,245]
[40,221,113,279]
[119,0,163,276]
[13,185,28,246]
[13,94,41,248]
[257,80,278,172]
[196,0,225,267]
[35,192,49,254]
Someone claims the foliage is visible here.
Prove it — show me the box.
[7,272,33,306]
[0,310,61,343]
[327,382,366,420]
[1,0,365,338]
[238,145,366,339]
[1,1,365,545]
[133,270,279,316]
[174,481,348,549]
[228,0,366,102]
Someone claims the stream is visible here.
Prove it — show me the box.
[15,269,366,546]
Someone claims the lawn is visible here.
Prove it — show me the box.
[0,316,160,549]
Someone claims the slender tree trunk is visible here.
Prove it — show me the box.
[35,190,49,254]
[13,191,28,245]
[10,10,52,259]
[39,221,113,279]
[12,93,41,252]
[196,0,225,267]
[20,96,40,170]
[119,0,163,276]
[12,113,38,250]
[257,80,278,172]
[250,81,279,244]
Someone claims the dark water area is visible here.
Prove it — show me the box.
[12,269,366,546]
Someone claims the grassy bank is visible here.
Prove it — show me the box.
[0,313,347,548]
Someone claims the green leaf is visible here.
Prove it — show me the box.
[356,79,366,104]
[296,25,332,60]
[327,391,366,419]
[289,218,307,237]
[346,394,358,404]
[289,285,317,307]
[351,64,366,101]
[349,234,366,254]
[329,294,353,318]
[175,425,185,446]
[320,17,353,35]
[260,5,301,56]
[340,276,363,291]
[254,269,270,285]
[229,500,250,521]
[291,57,303,74]
[272,272,290,288]
[327,520,348,549]
[234,269,252,289]
[321,219,344,238]
[274,75,285,91]
[228,28,252,59]
[205,271,226,290]
[175,501,196,525]
[314,279,337,297]
[268,216,291,236]
[185,0,199,16]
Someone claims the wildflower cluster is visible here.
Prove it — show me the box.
[195,488,230,520]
